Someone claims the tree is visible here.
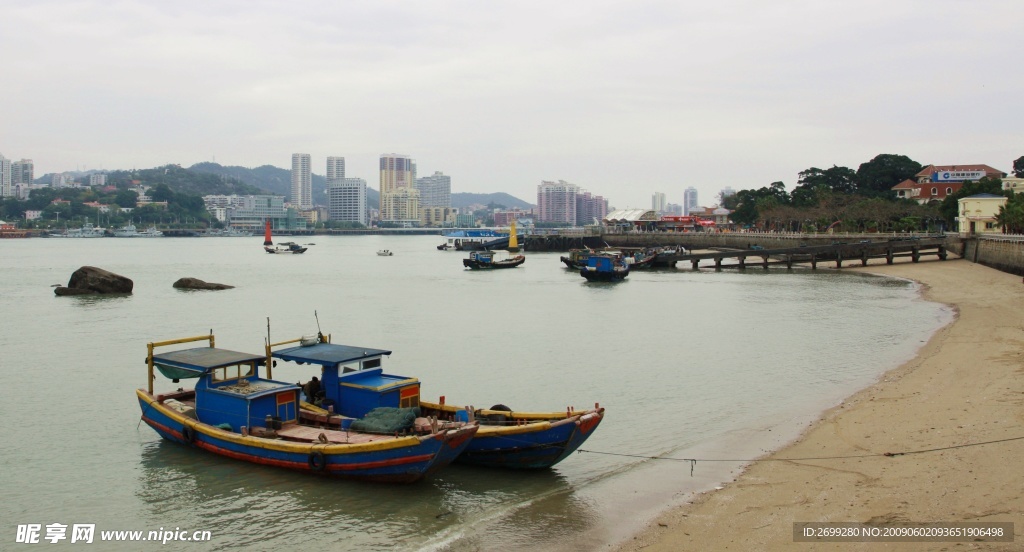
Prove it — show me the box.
[797,166,857,194]
[995,194,1024,234]
[1013,155,1024,178]
[114,189,139,209]
[855,154,923,196]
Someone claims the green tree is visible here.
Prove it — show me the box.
[797,166,857,194]
[1013,155,1024,178]
[114,189,139,208]
[855,154,923,197]
[995,194,1024,234]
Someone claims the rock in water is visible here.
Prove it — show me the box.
[54,266,134,296]
[173,277,234,290]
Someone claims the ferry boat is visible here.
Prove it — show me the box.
[137,332,478,482]
[437,229,504,251]
[269,330,604,470]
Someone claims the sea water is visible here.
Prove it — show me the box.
[0,235,951,550]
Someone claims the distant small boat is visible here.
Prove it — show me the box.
[463,250,525,269]
[580,253,629,281]
[207,227,253,237]
[263,220,307,254]
[377,250,393,256]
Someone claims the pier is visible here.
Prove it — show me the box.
[656,238,949,270]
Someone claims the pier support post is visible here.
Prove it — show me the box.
[810,255,817,270]
[836,252,843,268]
[738,256,746,269]
[715,258,722,270]
[938,246,947,260]
[762,255,769,270]
[691,259,699,270]
[912,247,920,263]
[785,255,793,269]
[886,249,894,264]
[861,250,869,266]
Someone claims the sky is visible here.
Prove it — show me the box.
[3,1,1022,209]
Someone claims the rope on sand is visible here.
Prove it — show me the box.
[577,434,1024,476]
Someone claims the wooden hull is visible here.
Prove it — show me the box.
[137,390,476,483]
[579,267,629,281]
[420,402,604,469]
[463,256,525,269]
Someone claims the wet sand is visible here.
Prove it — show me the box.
[616,258,1024,551]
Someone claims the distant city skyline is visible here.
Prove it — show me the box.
[5,3,1018,211]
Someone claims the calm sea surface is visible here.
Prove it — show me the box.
[0,235,951,550]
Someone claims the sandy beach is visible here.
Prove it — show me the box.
[616,258,1024,551]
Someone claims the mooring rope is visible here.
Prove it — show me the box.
[577,434,1024,476]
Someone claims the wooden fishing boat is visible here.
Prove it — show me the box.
[463,250,525,269]
[560,248,593,269]
[580,253,629,281]
[137,333,477,483]
[269,331,604,470]
[262,219,307,254]
[377,250,393,256]
[417,401,605,469]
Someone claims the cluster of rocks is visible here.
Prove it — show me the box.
[53,266,233,296]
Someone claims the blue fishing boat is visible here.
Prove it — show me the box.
[579,253,630,282]
[269,331,605,470]
[137,332,478,483]
[462,250,525,269]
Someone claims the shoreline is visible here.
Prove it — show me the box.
[615,258,1024,551]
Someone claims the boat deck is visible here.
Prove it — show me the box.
[275,424,400,445]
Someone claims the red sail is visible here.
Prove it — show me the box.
[263,219,273,246]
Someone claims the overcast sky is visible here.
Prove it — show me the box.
[3,1,1022,209]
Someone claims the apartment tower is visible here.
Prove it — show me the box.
[291,153,312,209]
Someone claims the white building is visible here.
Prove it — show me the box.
[326,156,345,181]
[415,171,451,207]
[537,180,579,224]
[652,192,666,213]
[291,153,312,209]
[89,173,107,187]
[683,187,699,215]
[0,154,10,197]
[11,159,33,187]
[327,178,367,226]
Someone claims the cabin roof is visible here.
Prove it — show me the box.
[273,342,392,367]
[152,347,266,372]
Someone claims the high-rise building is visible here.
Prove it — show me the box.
[11,159,33,186]
[326,157,346,181]
[291,153,312,209]
[537,180,579,224]
[720,186,736,200]
[683,187,699,215]
[652,192,667,213]
[327,178,367,226]
[89,173,107,187]
[576,191,608,226]
[0,154,10,197]
[415,171,451,207]
[379,154,419,223]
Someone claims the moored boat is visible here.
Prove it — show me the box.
[51,222,106,238]
[263,219,307,254]
[580,253,629,281]
[377,249,393,256]
[137,332,478,483]
[269,329,604,470]
[463,250,525,269]
[560,248,593,269]
[439,229,504,251]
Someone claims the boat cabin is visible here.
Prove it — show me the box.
[151,347,300,431]
[467,251,495,264]
[587,254,622,271]
[272,342,420,419]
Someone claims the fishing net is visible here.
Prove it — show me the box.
[350,407,420,434]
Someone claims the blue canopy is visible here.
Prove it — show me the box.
[152,347,266,379]
[273,342,391,368]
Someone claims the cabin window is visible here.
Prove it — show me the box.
[363,358,381,370]
[400,385,420,408]
[212,363,254,383]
